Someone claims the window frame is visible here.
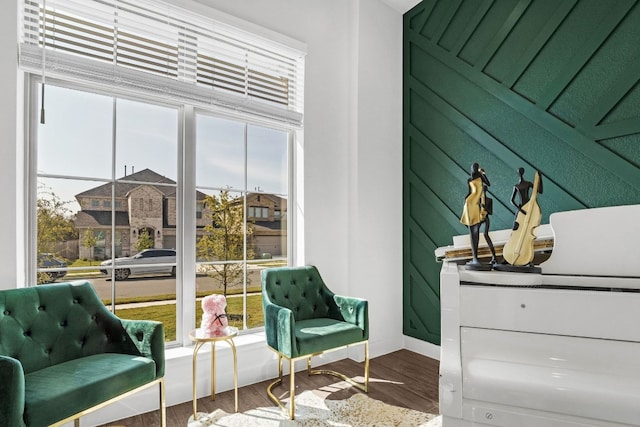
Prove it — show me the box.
[26,74,297,347]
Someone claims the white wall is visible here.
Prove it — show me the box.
[351,0,405,357]
[196,0,405,357]
[1,0,412,424]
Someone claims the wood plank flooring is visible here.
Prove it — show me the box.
[102,349,440,426]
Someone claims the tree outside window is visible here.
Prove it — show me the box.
[135,229,155,252]
[82,227,98,264]
[196,190,254,296]
[36,184,77,283]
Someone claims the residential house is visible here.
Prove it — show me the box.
[74,168,184,259]
[74,168,287,259]
[245,192,287,257]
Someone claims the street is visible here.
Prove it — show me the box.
[63,269,263,301]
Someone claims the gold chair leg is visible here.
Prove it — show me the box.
[74,419,80,427]
[289,358,295,420]
[159,378,167,427]
[266,354,297,420]
[267,355,287,414]
[364,340,370,392]
[308,340,370,393]
[267,341,369,420]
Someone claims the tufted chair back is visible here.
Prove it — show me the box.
[0,282,142,375]
[262,265,342,323]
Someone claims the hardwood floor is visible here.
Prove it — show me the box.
[103,349,440,426]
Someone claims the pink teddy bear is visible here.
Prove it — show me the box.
[201,294,228,336]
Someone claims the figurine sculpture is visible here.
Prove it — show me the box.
[481,183,497,263]
[200,294,228,336]
[497,167,543,273]
[509,167,543,229]
[460,163,496,270]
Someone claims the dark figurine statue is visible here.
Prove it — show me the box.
[510,167,543,230]
[460,163,496,270]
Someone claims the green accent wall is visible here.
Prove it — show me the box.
[403,0,640,345]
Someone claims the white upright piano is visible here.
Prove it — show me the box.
[437,204,640,427]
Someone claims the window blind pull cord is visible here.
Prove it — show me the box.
[40,78,45,124]
[40,0,46,124]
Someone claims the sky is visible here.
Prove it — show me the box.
[37,84,288,213]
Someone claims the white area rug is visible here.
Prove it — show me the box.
[188,391,441,426]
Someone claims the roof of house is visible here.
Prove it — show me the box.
[232,193,288,207]
[75,211,130,227]
[253,220,286,230]
[75,168,206,200]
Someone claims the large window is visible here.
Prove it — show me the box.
[24,0,302,346]
[30,79,293,343]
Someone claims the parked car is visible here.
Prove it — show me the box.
[100,249,177,280]
[37,253,67,282]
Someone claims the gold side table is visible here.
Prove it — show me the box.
[189,327,238,421]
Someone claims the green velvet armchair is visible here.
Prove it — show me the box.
[261,265,369,419]
[0,281,166,427]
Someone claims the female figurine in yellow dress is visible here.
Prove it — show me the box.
[460,163,496,270]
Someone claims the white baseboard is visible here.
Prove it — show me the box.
[403,335,441,360]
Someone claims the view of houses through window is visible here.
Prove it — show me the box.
[33,82,290,342]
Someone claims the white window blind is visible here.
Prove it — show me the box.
[20,0,305,126]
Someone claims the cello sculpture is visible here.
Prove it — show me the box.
[499,170,543,273]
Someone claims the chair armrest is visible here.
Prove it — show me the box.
[121,319,165,378]
[264,302,296,357]
[0,355,26,427]
[334,295,369,340]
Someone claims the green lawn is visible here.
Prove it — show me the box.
[114,294,264,341]
[71,258,284,340]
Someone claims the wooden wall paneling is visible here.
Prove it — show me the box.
[447,0,494,57]
[491,1,578,87]
[403,0,640,345]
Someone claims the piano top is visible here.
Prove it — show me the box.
[437,204,640,287]
[540,204,639,278]
[458,266,640,291]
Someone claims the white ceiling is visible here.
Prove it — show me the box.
[380,0,421,14]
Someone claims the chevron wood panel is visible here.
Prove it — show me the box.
[403,0,640,345]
